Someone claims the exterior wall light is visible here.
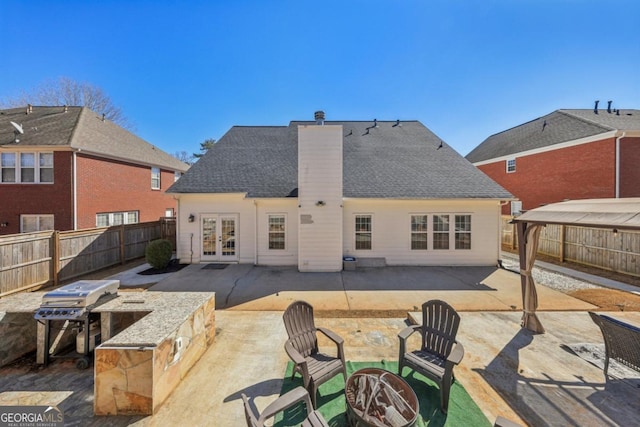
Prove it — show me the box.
[315,201,326,207]
[188,214,195,223]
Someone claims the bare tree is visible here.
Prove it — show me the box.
[1,77,133,130]
[173,150,195,165]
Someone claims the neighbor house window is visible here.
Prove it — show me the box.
[506,159,516,173]
[268,214,286,250]
[96,211,139,227]
[20,153,35,182]
[39,153,54,182]
[0,152,54,183]
[21,214,54,233]
[151,167,161,189]
[455,215,472,250]
[411,215,428,250]
[355,215,372,250]
[174,171,182,182]
[433,214,450,250]
[1,153,16,182]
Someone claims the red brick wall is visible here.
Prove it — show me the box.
[477,138,616,215]
[75,154,177,229]
[619,136,640,197]
[0,151,73,235]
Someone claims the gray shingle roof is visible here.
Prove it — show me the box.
[168,120,512,200]
[0,106,189,171]
[466,109,640,163]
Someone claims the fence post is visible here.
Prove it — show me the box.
[119,225,126,265]
[559,225,565,263]
[52,231,60,287]
[511,221,516,250]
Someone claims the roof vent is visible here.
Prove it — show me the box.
[102,113,106,122]
[607,100,612,114]
[26,104,33,114]
[64,105,68,113]
[593,100,599,114]
[314,110,325,125]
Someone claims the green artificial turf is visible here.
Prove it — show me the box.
[273,360,490,426]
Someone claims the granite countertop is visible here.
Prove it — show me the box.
[93,291,215,347]
[0,292,45,312]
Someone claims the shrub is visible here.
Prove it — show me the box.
[145,239,173,269]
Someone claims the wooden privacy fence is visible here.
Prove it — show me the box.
[501,215,640,278]
[0,219,176,297]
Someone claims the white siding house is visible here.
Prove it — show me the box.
[168,113,513,271]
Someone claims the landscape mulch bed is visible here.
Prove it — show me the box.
[138,260,189,275]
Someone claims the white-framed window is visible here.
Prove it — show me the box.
[174,171,182,182]
[410,214,428,250]
[355,214,372,250]
[433,214,450,250]
[1,153,16,182]
[96,211,139,227]
[21,214,54,233]
[268,214,286,250]
[0,152,54,183]
[511,201,522,217]
[165,208,174,217]
[506,158,516,173]
[151,167,161,189]
[455,215,472,250]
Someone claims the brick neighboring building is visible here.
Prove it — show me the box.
[0,105,189,235]
[465,105,640,215]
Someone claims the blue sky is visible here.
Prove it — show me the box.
[1,1,639,157]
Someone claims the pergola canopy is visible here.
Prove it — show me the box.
[512,198,640,231]
[510,198,640,334]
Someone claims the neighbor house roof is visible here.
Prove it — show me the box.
[0,106,189,171]
[168,120,513,200]
[465,108,640,164]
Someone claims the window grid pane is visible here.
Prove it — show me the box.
[433,215,450,250]
[411,215,428,250]
[39,153,54,183]
[268,215,285,250]
[151,167,161,189]
[1,153,16,181]
[355,215,372,250]
[455,215,472,250]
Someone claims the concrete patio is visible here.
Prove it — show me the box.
[1,263,639,426]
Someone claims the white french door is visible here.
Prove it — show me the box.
[201,214,238,262]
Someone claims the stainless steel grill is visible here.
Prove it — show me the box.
[35,279,119,368]
[35,280,119,320]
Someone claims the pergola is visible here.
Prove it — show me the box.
[511,198,640,333]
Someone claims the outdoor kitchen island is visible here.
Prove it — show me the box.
[92,291,216,416]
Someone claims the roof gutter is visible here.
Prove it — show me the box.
[615,131,626,198]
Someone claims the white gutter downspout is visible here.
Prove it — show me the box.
[615,131,625,198]
[253,200,258,265]
[73,151,78,229]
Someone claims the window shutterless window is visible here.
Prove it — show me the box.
[0,152,54,183]
[151,167,161,189]
[21,214,54,233]
[355,215,372,250]
[39,153,54,183]
[20,153,35,182]
[1,153,16,182]
[268,215,286,250]
[411,215,428,250]
[506,159,516,173]
[455,215,471,250]
[433,214,450,250]
[174,171,181,182]
[96,211,139,227]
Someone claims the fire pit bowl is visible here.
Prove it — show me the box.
[345,367,418,427]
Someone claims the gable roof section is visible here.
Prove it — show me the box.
[466,109,640,163]
[168,120,513,199]
[0,106,189,171]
